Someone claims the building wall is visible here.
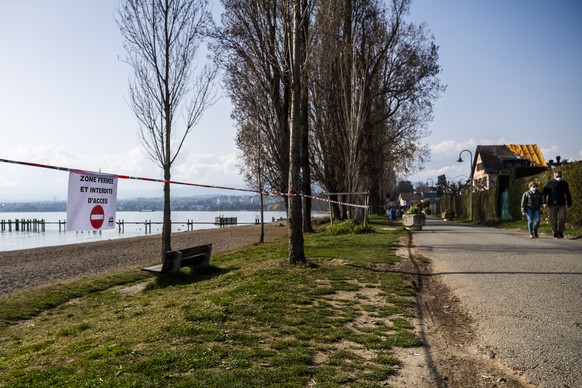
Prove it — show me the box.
[472,153,492,190]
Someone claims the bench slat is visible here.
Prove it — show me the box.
[179,253,207,267]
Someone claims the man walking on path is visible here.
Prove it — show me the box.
[411,218,581,387]
[542,170,573,238]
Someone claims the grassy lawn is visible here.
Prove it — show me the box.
[0,217,420,387]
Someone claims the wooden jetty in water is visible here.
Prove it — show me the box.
[2,215,260,234]
[214,216,238,227]
[0,219,67,232]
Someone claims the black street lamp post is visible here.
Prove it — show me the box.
[457,149,473,221]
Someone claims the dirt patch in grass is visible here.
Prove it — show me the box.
[310,272,419,385]
[116,281,149,296]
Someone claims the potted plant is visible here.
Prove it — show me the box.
[442,209,455,221]
[402,205,426,231]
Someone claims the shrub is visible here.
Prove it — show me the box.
[326,220,375,235]
[404,205,422,215]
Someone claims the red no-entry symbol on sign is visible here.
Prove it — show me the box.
[90,205,105,229]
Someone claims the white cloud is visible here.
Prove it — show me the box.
[174,152,243,187]
[540,145,559,157]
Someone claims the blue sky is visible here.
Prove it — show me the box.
[0,0,580,202]
[407,0,582,185]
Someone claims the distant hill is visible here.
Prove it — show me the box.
[0,194,329,213]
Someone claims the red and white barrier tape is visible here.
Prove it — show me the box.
[0,157,368,209]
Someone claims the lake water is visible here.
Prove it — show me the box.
[0,210,292,252]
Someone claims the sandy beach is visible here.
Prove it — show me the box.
[0,223,287,296]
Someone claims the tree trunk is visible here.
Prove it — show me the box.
[288,0,305,264]
[330,194,342,221]
[300,95,312,231]
[369,178,382,215]
[161,169,172,262]
[299,0,313,233]
[258,155,265,243]
[300,85,313,232]
[259,191,265,243]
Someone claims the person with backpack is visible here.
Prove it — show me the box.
[521,181,544,238]
[542,170,573,239]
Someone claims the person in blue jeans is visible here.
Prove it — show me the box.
[521,181,544,238]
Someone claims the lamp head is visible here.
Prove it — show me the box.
[457,157,463,163]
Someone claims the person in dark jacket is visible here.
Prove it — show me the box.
[521,181,544,238]
[542,170,573,238]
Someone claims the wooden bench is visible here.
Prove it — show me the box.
[142,244,212,275]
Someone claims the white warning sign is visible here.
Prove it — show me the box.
[67,171,118,231]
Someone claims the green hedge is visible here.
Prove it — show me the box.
[437,188,497,221]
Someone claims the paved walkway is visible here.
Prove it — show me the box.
[411,218,581,387]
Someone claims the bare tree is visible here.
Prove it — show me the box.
[220,0,442,247]
[117,0,217,260]
[309,0,442,218]
[308,0,348,220]
[216,0,309,262]
[216,0,292,205]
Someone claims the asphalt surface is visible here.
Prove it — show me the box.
[411,218,581,388]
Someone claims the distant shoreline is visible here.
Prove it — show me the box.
[0,193,320,213]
